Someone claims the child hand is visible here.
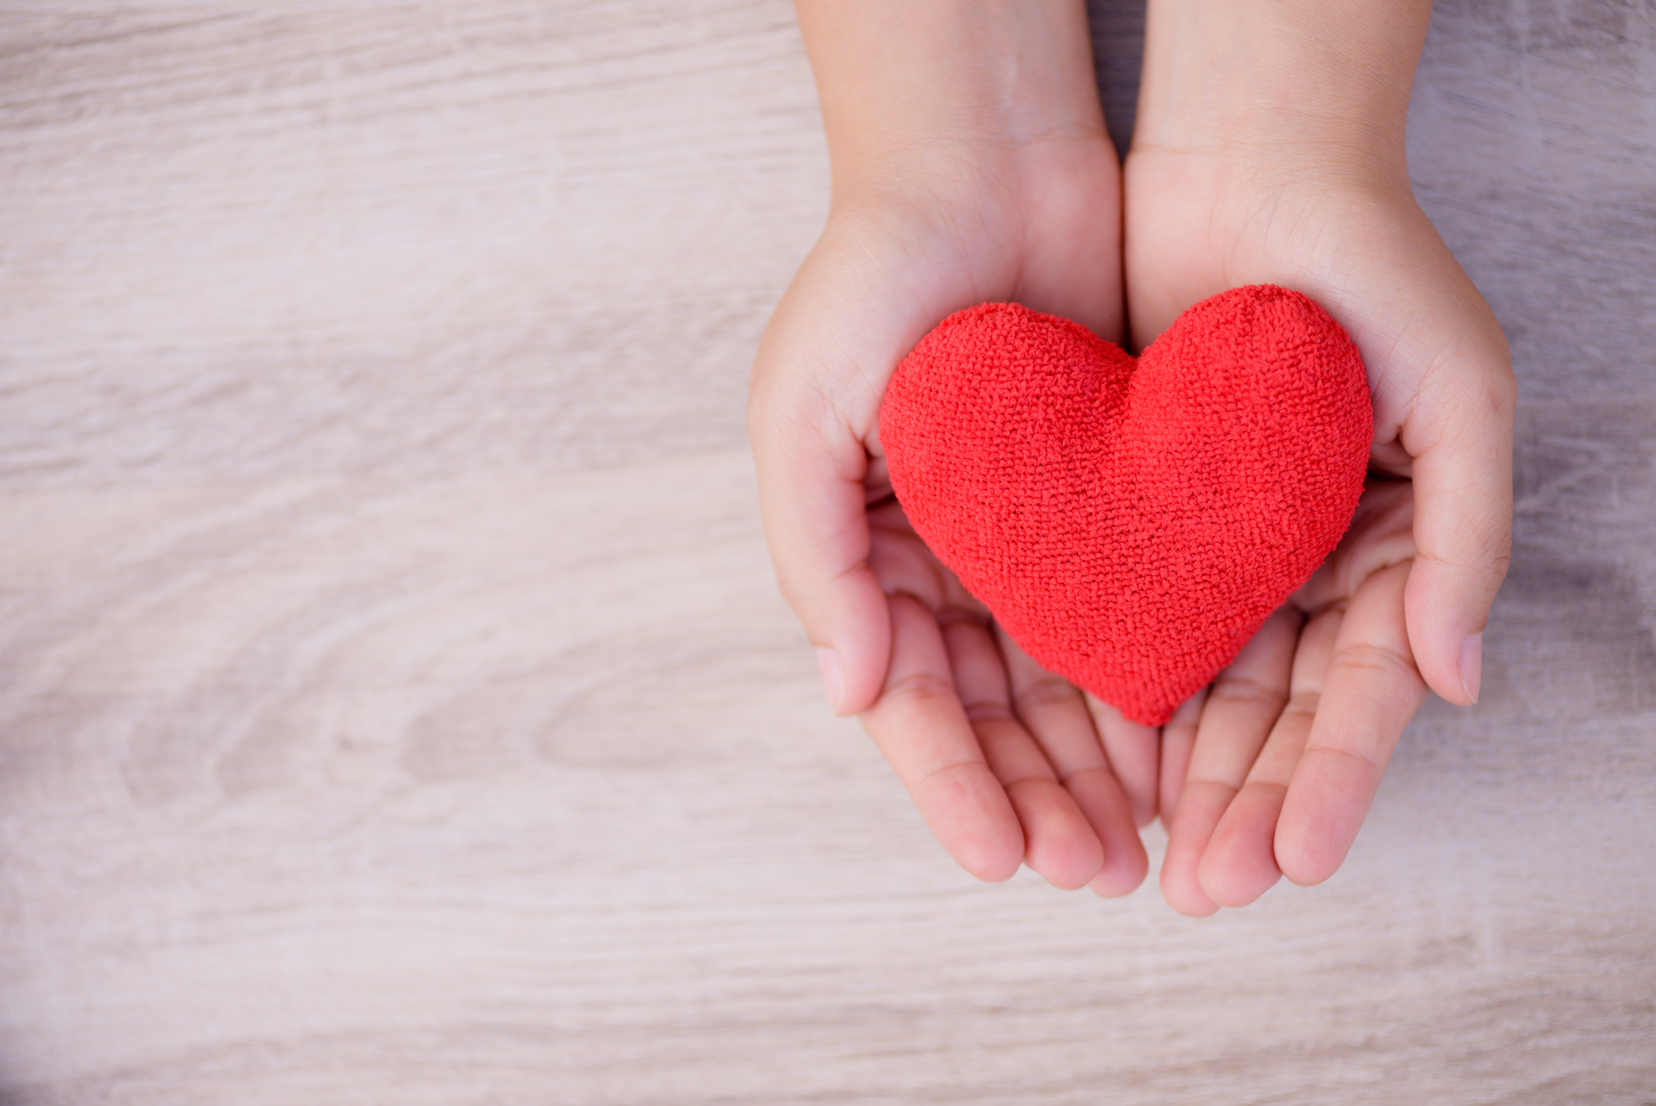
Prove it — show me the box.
[750,1,1152,893]
[1125,0,1515,912]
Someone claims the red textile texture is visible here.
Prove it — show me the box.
[880,285,1372,726]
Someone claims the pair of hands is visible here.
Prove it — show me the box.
[749,0,1513,913]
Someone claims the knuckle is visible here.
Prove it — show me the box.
[1332,640,1419,682]
[1306,743,1382,785]
[960,698,1015,724]
[1209,674,1288,711]
[1002,772,1059,794]
[1486,545,1513,590]
[1282,689,1322,718]
[882,670,956,706]
[1486,358,1518,412]
[1054,763,1111,789]
[1012,674,1079,713]
[914,758,982,792]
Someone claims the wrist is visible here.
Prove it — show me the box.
[796,0,1107,201]
[1132,0,1431,184]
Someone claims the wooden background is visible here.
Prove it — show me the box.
[1,3,1653,1102]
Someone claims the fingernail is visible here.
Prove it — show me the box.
[1458,632,1483,704]
[816,647,845,713]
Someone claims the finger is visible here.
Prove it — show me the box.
[866,509,954,611]
[1083,692,1160,829]
[1199,608,1342,908]
[1157,689,1206,825]
[1160,610,1299,917]
[945,618,1104,890]
[1400,335,1515,707]
[865,499,991,619]
[749,375,890,716]
[749,248,916,720]
[1276,560,1427,886]
[1186,609,1302,783]
[996,628,1147,897]
[1293,479,1415,615]
[859,595,1024,882]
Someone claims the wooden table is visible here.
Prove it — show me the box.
[1,4,1652,1101]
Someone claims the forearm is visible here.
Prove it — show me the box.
[1133,0,1433,177]
[794,0,1106,193]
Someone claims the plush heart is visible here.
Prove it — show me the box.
[879,285,1372,726]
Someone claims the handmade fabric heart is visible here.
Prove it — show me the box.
[879,284,1372,726]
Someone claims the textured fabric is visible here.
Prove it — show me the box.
[880,285,1373,726]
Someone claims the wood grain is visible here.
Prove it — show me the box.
[1,3,1653,1102]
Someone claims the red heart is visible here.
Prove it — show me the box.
[879,285,1372,726]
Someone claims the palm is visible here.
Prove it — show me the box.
[1122,146,1509,912]
[753,136,1159,893]
[1154,477,1419,913]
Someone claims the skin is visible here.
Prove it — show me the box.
[751,0,1152,896]
[1131,0,1513,911]
[749,0,1513,909]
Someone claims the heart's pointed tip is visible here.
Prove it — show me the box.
[1137,705,1179,728]
[1090,691,1182,730]
[1053,666,1185,729]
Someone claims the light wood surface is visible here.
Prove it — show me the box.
[2,4,1653,1102]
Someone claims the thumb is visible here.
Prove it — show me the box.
[1399,325,1515,706]
[748,280,895,715]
